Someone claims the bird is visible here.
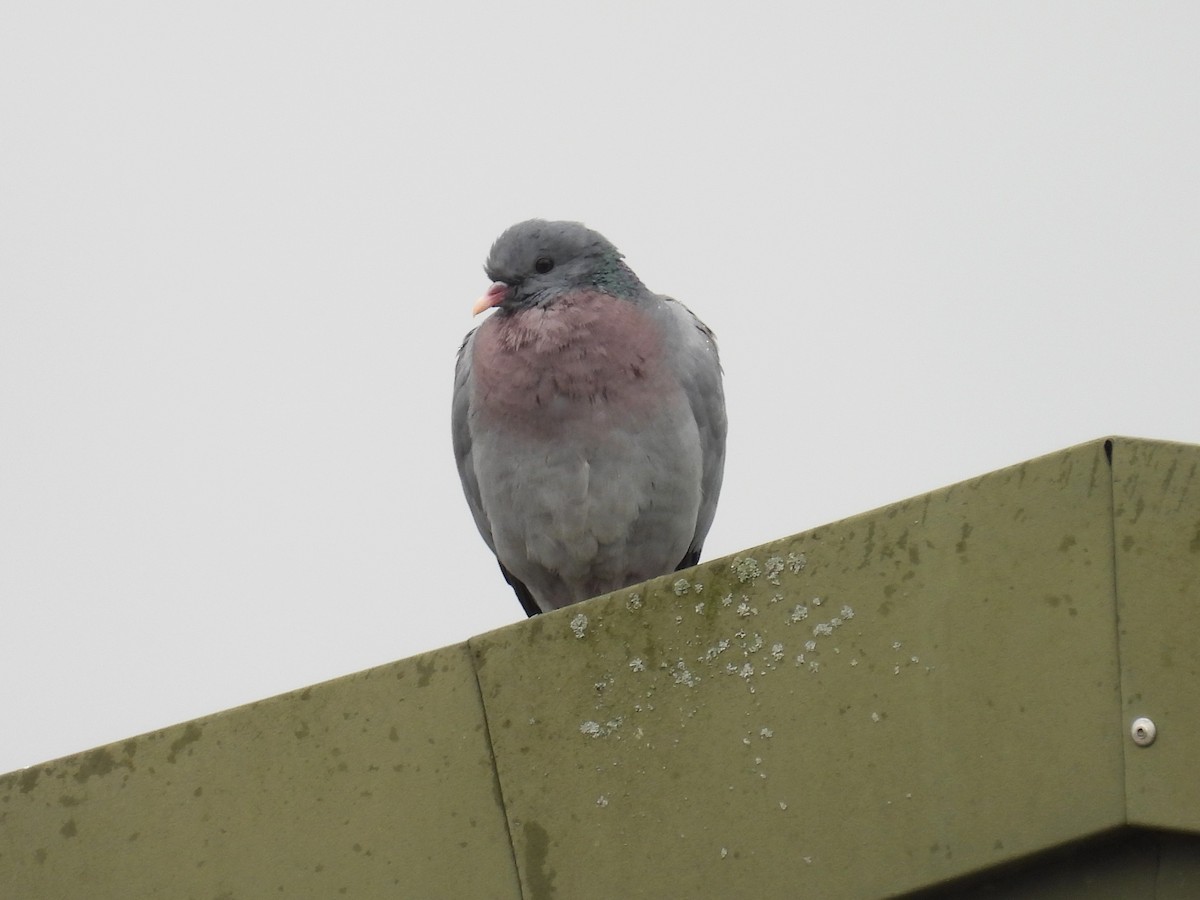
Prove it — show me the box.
[452,219,726,616]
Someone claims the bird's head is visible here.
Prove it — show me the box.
[473,219,644,315]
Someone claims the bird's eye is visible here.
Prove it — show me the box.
[534,257,554,274]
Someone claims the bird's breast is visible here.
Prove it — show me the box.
[471,292,672,435]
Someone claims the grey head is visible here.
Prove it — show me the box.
[477,219,646,314]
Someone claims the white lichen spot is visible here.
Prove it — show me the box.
[569,613,588,638]
[721,593,734,607]
[596,795,609,808]
[626,593,643,611]
[812,623,834,637]
[721,848,729,859]
[742,736,752,746]
[779,801,788,810]
[703,638,730,661]
[804,640,817,652]
[812,596,824,607]
[840,605,855,620]
[849,658,859,667]
[829,616,843,628]
[736,601,755,618]
[733,557,762,583]
[692,582,704,593]
[892,641,902,650]
[788,552,808,574]
[760,727,774,739]
[894,665,901,675]
[770,642,784,662]
[694,601,705,614]
[673,578,690,596]
[808,661,821,673]
[911,656,920,664]
[746,633,764,653]
[738,662,755,680]
[789,604,809,623]
[672,660,700,687]
[675,615,683,625]
[628,657,646,673]
[871,711,881,723]
[770,593,784,605]
[580,717,623,738]
[764,556,785,585]
[795,654,805,665]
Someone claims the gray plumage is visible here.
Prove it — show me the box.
[452,219,726,615]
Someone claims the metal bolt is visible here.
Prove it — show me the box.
[1130,717,1156,747]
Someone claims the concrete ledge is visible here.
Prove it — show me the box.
[0,645,521,898]
[3,436,1198,898]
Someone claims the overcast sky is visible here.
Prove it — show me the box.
[2,3,1197,775]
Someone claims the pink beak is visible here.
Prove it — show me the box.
[472,282,510,316]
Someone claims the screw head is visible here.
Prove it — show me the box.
[1131,717,1157,747]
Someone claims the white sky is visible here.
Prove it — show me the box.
[2,3,1197,775]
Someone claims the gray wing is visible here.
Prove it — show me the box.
[451,327,495,553]
[659,295,727,568]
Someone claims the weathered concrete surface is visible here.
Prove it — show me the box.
[472,437,1125,898]
[0,645,521,899]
